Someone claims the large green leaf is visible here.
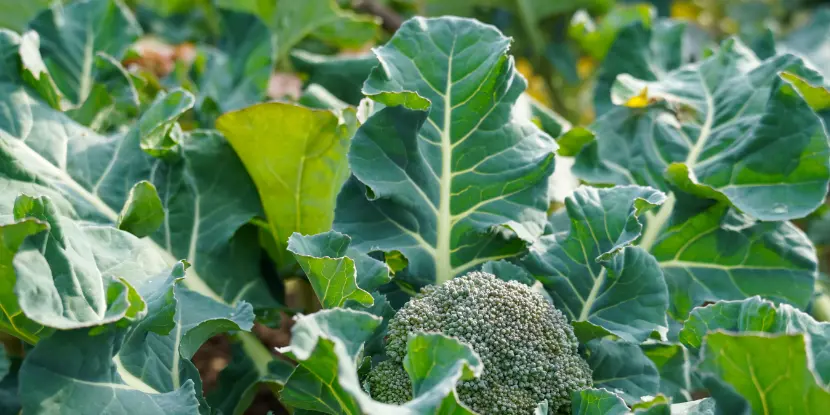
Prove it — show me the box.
[0,82,274,308]
[699,332,830,414]
[568,35,825,317]
[650,203,817,318]
[582,38,830,221]
[334,17,557,286]
[28,0,141,106]
[21,327,201,414]
[278,308,482,415]
[522,186,669,342]
[287,231,390,309]
[680,296,830,385]
[11,195,162,337]
[640,342,691,402]
[117,180,164,238]
[217,103,354,275]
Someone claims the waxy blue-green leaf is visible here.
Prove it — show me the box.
[194,9,275,126]
[117,181,164,238]
[63,52,140,132]
[0,83,274,309]
[217,103,354,275]
[522,186,669,342]
[335,17,557,286]
[279,308,482,415]
[582,37,830,222]
[699,332,830,414]
[291,51,378,106]
[288,231,391,309]
[11,195,163,335]
[650,203,817,318]
[117,263,255,415]
[28,0,142,106]
[680,296,830,385]
[0,343,20,414]
[20,327,201,415]
[585,339,660,405]
[571,388,629,415]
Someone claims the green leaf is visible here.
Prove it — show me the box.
[217,102,354,275]
[781,9,830,80]
[11,195,164,334]
[584,37,830,221]
[137,90,195,158]
[279,308,482,414]
[20,327,201,414]
[569,5,654,61]
[571,388,629,415]
[28,0,142,106]
[64,52,140,132]
[585,339,660,405]
[680,296,830,384]
[335,17,557,286]
[195,9,276,126]
[291,51,378,106]
[650,203,817,318]
[0,345,21,414]
[522,186,669,342]
[0,30,61,109]
[640,343,691,402]
[288,231,391,309]
[699,332,830,414]
[117,181,164,238]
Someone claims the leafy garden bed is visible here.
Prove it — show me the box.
[2,0,830,414]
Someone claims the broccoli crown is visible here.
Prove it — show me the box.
[366,271,592,414]
[363,360,412,404]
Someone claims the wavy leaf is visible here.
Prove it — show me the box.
[522,186,669,342]
[335,16,557,285]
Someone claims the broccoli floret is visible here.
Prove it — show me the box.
[365,271,592,414]
[363,360,412,404]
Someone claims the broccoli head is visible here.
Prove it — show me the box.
[364,271,592,414]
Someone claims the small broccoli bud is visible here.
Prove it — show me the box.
[365,271,592,414]
[363,359,412,404]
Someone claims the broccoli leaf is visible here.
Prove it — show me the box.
[680,296,830,384]
[217,103,355,275]
[28,0,141,107]
[334,17,557,286]
[0,217,49,343]
[582,37,830,221]
[585,339,660,405]
[699,332,830,413]
[279,308,482,415]
[287,231,391,309]
[640,342,691,402]
[522,186,669,342]
[12,195,163,335]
